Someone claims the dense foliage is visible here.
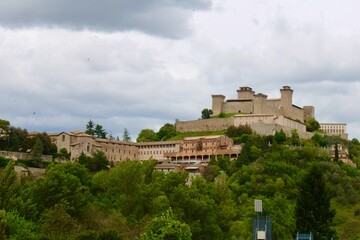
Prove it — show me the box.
[2,120,360,239]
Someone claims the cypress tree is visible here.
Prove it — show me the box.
[295,164,336,239]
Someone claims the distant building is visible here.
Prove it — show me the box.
[48,130,240,164]
[212,86,314,123]
[164,135,241,164]
[176,85,348,139]
[328,143,356,167]
[320,123,348,139]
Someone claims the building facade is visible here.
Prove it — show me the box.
[212,86,314,123]
[49,131,239,164]
[320,123,348,139]
[176,85,347,139]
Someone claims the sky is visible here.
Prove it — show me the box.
[1,0,360,140]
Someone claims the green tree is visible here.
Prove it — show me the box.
[56,148,71,161]
[274,130,287,144]
[0,210,10,240]
[31,132,57,155]
[334,143,339,162]
[306,118,320,132]
[289,129,301,146]
[30,165,89,217]
[157,124,176,141]
[4,210,38,240]
[0,161,20,211]
[137,129,159,142]
[41,204,79,239]
[201,108,213,119]
[85,120,96,136]
[95,124,107,139]
[141,209,192,240]
[5,127,30,152]
[123,128,131,142]
[31,137,43,167]
[80,151,109,172]
[225,125,252,143]
[295,164,336,239]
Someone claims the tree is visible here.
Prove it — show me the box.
[295,164,336,239]
[201,108,213,119]
[306,118,320,132]
[141,209,192,240]
[137,129,159,142]
[79,151,109,172]
[274,130,287,144]
[0,161,20,211]
[123,128,131,142]
[95,124,107,139]
[334,143,339,162]
[289,129,301,146]
[157,124,176,141]
[56,148,71,161]
[31,137,43,167]
[30,165,89,217]
[85,120,95,136]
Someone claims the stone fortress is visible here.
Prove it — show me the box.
[176,86,347,139]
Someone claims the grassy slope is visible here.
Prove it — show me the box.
[333,200,360,240]
[167,130,225,141]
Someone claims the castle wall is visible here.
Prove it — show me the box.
[234,114,276,126]
[288,106,304,123]
[175,118,234,132]
[274,116,306,132]
[222,101,253,114]
[0,150,52,161]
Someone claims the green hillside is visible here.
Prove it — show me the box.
[1,122,360,239]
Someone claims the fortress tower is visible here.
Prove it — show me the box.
[211,95,225,115]
[280,86,293,117]
[237,87,255,100]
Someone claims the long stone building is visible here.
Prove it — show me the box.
[49,131,240,164]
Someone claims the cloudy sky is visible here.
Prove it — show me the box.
[1,0,360,140]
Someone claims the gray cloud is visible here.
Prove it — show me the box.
[0,0,211,39]
[2,0,360,141]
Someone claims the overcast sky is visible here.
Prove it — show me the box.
[1,0,360,140]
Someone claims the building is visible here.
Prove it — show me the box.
[176,85,347,139]
[212,86,314,123]
[49,130,138,162]
[328,144,356,167]
[137,141,181,163]
[164,135,241,164]
[49,130,240,164]
[320,123,348,139]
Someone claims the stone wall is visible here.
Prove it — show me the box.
[175,118,234,132]
[0,150,52,161]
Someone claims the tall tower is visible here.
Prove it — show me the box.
[237,87,255,100]
[212,95,225,115]
[280,86,293,117]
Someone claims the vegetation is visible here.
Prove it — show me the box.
[3,119,360,239]
[201,108,213,119]
[306,118,321,132]
[137,123,177,142]
[211,112,238,118]
[123,128,131,142]
[86,120,107,139]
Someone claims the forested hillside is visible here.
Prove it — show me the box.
[1,123,360,239]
